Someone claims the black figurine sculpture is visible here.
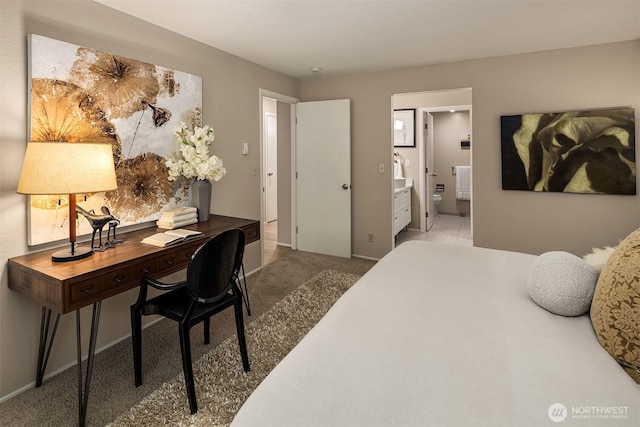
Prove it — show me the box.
[105,207,123,248]
[76,205,122,251]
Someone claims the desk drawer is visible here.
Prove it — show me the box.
[102,267,132,293]
[132,259,159,278]
[69,278,103,305]
[157,243,198,275]
[242,222,259,243]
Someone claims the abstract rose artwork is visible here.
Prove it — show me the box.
[501,108,635,195]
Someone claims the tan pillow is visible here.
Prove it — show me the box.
[590,228,640,384]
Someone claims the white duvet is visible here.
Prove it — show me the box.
[232,241,639,426]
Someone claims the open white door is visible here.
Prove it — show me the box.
[295,99,351,257]
[425,112,435,231]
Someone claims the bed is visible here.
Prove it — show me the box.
[232,241,639,426]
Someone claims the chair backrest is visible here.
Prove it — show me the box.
[186,228,245,303]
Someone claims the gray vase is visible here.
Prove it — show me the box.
[190,179,211,222]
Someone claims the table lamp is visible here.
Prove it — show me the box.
[17,142,118,262]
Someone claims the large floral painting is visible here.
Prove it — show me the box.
[501,107,635,194]
[28,34,202,246]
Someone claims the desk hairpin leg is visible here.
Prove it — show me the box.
[76,302,102,427]
[35,304,101,426]
[36,307,61,387]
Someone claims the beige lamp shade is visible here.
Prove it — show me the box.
[17,142,117,195]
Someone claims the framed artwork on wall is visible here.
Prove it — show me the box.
[394,109,415,147]
[27,34,203,246]
[501,107,635,195]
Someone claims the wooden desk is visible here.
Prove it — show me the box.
[7,214,259,426]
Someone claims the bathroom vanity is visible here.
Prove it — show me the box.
[393,183,412,236]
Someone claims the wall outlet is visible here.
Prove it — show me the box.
[405,159,411,167]
[368,233,374,242]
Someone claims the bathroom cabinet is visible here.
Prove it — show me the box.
[393,187,411,236]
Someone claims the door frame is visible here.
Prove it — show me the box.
[264,111,278,223]
[420,110,435,232]
[416,104,473,233]
[259,89,300,266]
[391,89,473,248]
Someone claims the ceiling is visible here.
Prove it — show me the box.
[95,0,640,79]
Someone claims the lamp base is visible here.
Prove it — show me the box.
[51,245,93,262]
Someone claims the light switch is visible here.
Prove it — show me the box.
[378,163,384,173]
[242,143,249,155]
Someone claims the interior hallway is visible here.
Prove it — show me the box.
[396,214,472,247]
[264,221,292,265]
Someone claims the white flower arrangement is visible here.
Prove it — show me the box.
[166,122,226,182]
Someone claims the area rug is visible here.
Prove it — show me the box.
[108,269,361,427]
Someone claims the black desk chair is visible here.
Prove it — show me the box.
[130,228,250,414]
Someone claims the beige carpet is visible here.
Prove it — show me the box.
[0,250,375,427]
[108,269,360,426]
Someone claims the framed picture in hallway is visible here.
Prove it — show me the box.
[500,107,635,194]
[394,109,415,147]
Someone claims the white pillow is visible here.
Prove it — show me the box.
[582,246,616,272]
[527,251,599,316]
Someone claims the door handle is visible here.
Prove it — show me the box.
[268,173,274,176]
[342,184,350,190]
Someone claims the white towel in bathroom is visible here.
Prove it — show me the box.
[455,166,471,200]
[394,159,404,178]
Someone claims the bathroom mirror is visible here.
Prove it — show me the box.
[393,109,415,147]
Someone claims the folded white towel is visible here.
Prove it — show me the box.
[157,217,198,229]
[160,207,197,218]
[159,211,198,223]
[455,166,471,200]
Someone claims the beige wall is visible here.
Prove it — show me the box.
[0,0,299,399]
[301,40,640,259]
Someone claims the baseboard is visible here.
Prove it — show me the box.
[352,253,380,261]
[439,211,469,217]
[0,317,164,404]
[245,264,263,277]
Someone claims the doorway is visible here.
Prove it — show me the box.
[260,90,298,265]
[260,91,353,264]
[264,103,278,223]
[391,88,473,247]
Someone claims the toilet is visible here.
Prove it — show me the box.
[433,194,441,216]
